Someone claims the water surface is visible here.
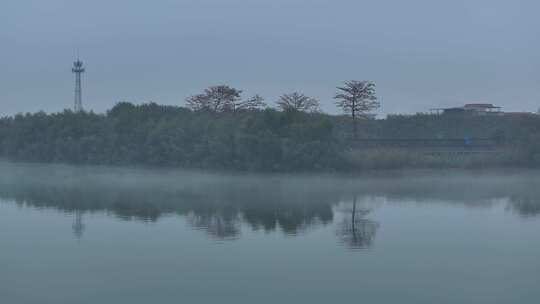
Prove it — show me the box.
[1,162,539,303]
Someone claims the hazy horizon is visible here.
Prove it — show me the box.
[2,0,539,116]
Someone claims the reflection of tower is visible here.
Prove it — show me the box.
[72,58,85,112]
[72,211,85,239]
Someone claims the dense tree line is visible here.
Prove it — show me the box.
[1,82,540,171]
[0,103,343,171]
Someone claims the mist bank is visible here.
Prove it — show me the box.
[1,102,540,171]
[1,161,539,224]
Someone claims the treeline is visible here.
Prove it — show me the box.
[1,83,540,171]
[0,81,381,171]
[0,103,345,171]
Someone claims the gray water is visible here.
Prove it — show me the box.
[1,161,539,304]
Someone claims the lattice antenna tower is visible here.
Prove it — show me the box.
[72,57,85,112]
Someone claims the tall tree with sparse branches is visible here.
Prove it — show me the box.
[186,85,242,112]
[334,81,379,139]
[277,92,320,113]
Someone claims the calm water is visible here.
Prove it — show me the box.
[1,161,540,303]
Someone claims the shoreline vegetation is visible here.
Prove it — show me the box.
[1,84,540,172]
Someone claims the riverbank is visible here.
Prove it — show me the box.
[1,103,539,172]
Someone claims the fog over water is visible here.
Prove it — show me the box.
[3,1,540,302]
[1,161,540,237]
[2,161,540,303]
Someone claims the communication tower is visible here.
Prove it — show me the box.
[72,58,85,112]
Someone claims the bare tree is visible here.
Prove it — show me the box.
[334,81,379,139]
[235,94,267,111]
[277,92,320,113]
[186,85,242,112]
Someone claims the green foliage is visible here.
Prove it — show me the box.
[0,103,340,171]
[1,105,540,171]
[343,149,526,170]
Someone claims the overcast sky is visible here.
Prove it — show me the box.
[1,0,539,116]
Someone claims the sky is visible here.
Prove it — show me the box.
[1,0,539,116]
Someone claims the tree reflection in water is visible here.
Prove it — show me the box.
[336,195,379,250]
[0,181,337,242]
[187,212,241,241]
[72,210,85,239]
[507,195,540,217]
[1,162,540,249]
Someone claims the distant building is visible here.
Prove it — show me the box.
[462,103,501,113]
[431,103,537,117]
[431,103,501,116]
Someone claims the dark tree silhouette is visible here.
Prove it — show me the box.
[186,85,242,112]
[334,80,379,139]
[277,92,320,113]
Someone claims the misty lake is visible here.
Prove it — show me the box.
[1,161,540,303]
